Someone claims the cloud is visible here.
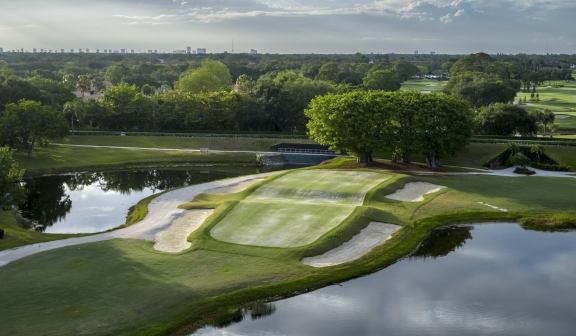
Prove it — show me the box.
[1,0,575,54]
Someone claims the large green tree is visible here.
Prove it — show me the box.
[475,103,538,136]
[0,100,69,158]
[306,91,473,165]
[415,94,474,167]
[443,73,517,108]
[362,70,400,91]
[306,91,397,164]
[175,59,232,94]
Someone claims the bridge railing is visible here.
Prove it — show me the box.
[278,148,337,155]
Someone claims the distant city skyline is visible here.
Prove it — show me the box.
[0,0,574,55]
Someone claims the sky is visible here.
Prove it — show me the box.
[0,0,574,54]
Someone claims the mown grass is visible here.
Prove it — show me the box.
[13,145,259,174]
[0,211,85,252]
[210,170,389,247]
[53,136,316,152]
[517,82,576,129]
[2,160,576,335]
[401,79,448,93]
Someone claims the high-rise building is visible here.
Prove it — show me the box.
[250,49,257,54]
[187,46,191,53]
[41,49,44,53]
[61,49,65,53]
[86,49,90,53]
[96,49,99,53]
[148,50,153,54]
[0,47,3,53]
[430,51,436,55]
[121,49,126,54]
[131,50,135,53]
[33,48,37,53]
[197,48,206,54]
[173,50,186,54]
[79,49,83,53]
[154,50,157,53]
[414,50,419,55]
[71,49,74,53]
[21,48,24,53]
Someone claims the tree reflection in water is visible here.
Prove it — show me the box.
[20,169,239,232]
[410,226,474,260]
[210,303,277,328]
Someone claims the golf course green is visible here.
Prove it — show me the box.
[2,158,576,336]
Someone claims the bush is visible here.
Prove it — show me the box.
[514,167,535,175]
[532,162,572,172]
[0,229,4,239]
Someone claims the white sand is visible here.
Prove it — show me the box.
[555,114,569,119]
[386,182,446,202]
[420,90,432,94]
[478,202,508,212]
[302,222,402,267]
[153,209,214,253]
[0,172,283,267]
[205,178,265,194]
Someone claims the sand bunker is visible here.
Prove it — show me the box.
[478,202,508,212]
[386,182,446,202]
[302,222,401,267]
[555,114,569,119]
[205,178,265,194]
[153,209,214,253]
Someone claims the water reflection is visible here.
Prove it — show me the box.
[193,224,576,336]
[410,226,473,260]
[211,303,277,329]
[19,167,273,234]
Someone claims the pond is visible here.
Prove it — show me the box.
[193,224,576,336]
[19,166,290,234]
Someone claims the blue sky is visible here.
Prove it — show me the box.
[0,0,574,54]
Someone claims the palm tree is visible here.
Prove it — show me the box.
[63,100,85,135]
[507,142,519,156]
[550,124,558,138]
[76,75,92,101]
[62,74,76,90]
[542,108,555,135]
[530,144,545,163]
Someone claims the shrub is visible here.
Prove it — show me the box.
[514,167,535,175]
[532,162,572,172]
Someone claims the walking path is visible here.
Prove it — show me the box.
[0,172,281,267]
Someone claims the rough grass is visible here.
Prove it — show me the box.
[0,211,84,251]
[52,136,316,152]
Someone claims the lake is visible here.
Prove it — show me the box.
[19,166,286,234]
[193,224,576,336]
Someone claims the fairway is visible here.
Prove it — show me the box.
[211,170,389,248]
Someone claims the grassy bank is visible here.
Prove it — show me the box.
[1,160,576,335]
[52,136,316,152]
[0,211,85,251]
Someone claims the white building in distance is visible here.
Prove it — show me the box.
[250,49,257,54]
[197,48,207,54]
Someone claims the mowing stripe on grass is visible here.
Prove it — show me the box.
[211,170,389,248]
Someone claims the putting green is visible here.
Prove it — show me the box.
[211,170,389,248]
